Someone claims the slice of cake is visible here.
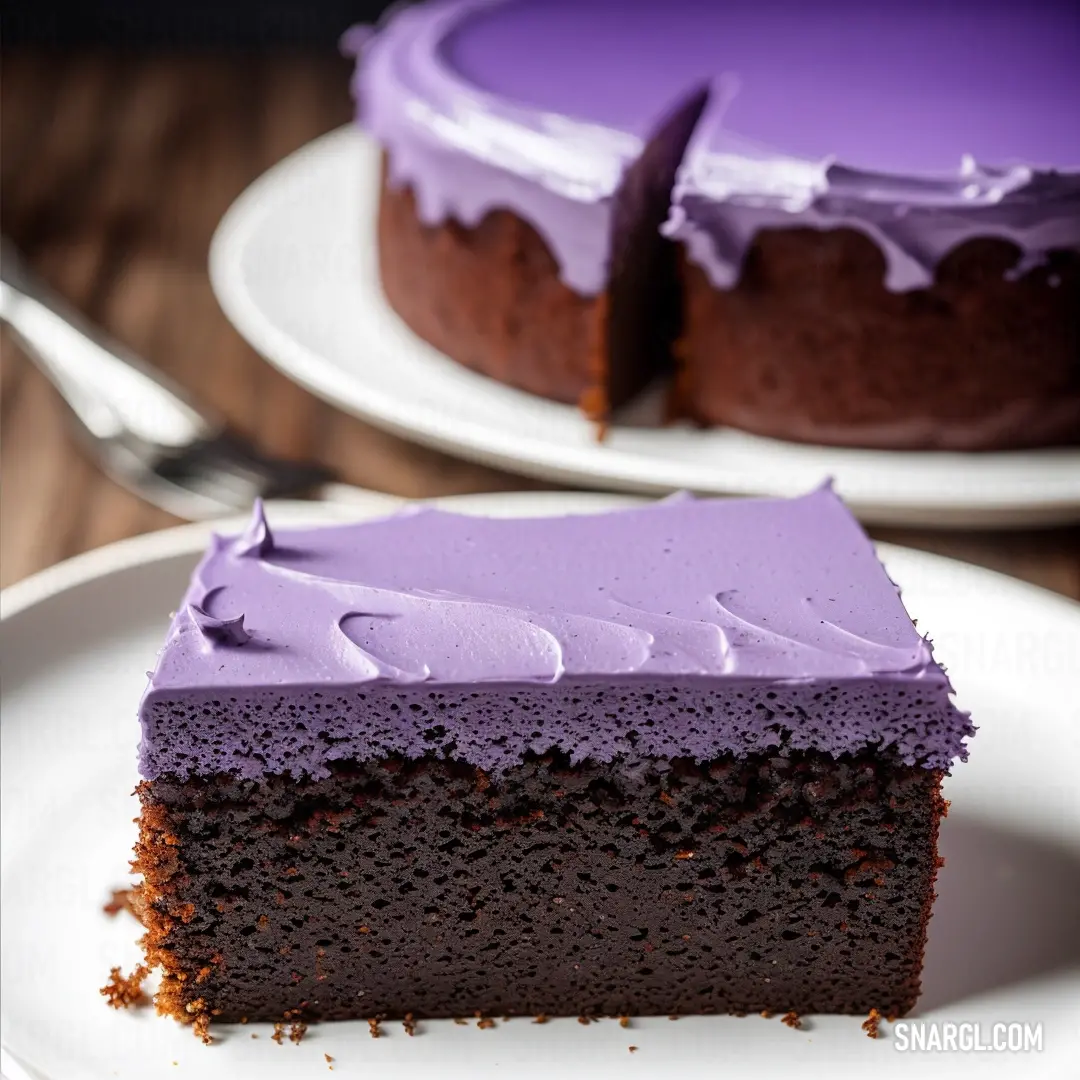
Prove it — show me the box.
[347,0,707,420]
[662,3,1080,450]
[130,489,972,1036]
[346,0,1079,449]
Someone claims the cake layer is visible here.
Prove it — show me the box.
[135,749,944,1023]
[139,491,972,779]
[674,235,1080,450]
[141,677,967,781]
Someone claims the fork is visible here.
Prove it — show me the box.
[0,239,379,519]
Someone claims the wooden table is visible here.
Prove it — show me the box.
[2,52,1078,598]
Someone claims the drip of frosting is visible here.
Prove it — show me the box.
[346,0,649,295]
[667,111,1080,291]
[346,0,1079,294]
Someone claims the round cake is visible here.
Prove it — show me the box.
[345,0,1080,450]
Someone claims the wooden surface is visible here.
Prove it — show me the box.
[2,52,1078,598]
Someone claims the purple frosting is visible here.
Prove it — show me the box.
[346,0,1079,294]
[139,489,973,780]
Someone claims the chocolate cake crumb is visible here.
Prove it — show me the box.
[619,1016,630,1028]
[477,1016,496,1030]
[403,1012,417,1036]
[289,1021,308,1044]
[103,887,138,918]
[629,1046,638,1053]
[533,1015,549,1025]
[453,1018,469,1026]
[132,750,947,1022]
[191,1013,212,1045]
[367,1017,382,1038]
[251,1033,258,1039]
[271,1023,285,1045]
[668,1014,680,1021]
[760,1010,773,1019]
[99,964,149,1009]
[781,1011,802,1030]
[325,1053,334,1070]
[862,1008,883,1039]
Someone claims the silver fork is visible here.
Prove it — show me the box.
[0,239,376,519]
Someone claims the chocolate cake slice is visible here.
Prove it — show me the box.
[132,489,973,1035]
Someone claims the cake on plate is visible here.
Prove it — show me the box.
[346,0,1080,450]
[130,489,972,1036]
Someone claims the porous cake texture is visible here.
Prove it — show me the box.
[131,489,972,1032]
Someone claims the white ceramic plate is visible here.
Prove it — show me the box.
[209,128,1080,529]
[3,490,1079,1080]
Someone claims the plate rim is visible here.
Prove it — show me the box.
[207,126,1080,530]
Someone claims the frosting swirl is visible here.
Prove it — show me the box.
[150,488,948,688]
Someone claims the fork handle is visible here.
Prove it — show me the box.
[1,240,219,449]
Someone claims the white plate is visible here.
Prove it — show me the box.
[3,490,1079,1080]
[209,128,1080,530]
